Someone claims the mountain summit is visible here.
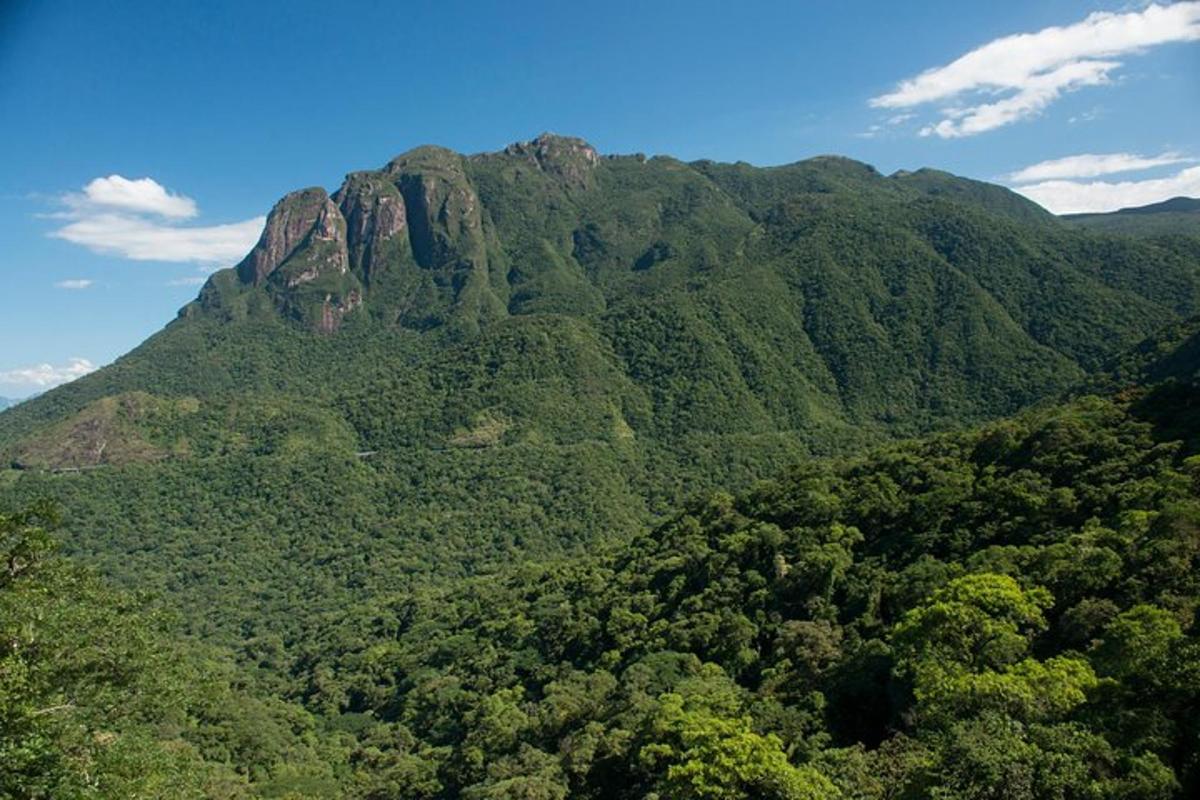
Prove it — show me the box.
[193,134,603,333]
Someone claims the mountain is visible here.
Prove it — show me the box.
[5,316,1199,798]
[1064,196,1200,237]
[3,124,1200,796]
[1113,196,1200,215]
[2,134,1200,654]
[0,397,16,410]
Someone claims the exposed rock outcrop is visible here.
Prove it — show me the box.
[199,135,607,333]
[502,133,599,190]
[237,188,348,285]
[333,173,408,286]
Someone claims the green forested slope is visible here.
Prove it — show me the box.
[1,134,1200,716]
[265,330,1200,798]
[6,319,1199,798]
[0,503,350,798]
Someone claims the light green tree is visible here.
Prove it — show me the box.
[639,693,839,800]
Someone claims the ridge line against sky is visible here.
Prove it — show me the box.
[0,0,1196,395]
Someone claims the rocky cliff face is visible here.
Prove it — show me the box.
[199,136,599,332]
[193,134,612,332]
[236,188,346,286]
[384,145,509,332]
[333,172,408,286]
[502,133,600,190]
[221,187,361,331]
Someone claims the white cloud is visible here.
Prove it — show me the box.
[53,212,265,263]
[64,175,197,219]
[1008,151,1195,182]
[1068,106,1105,124]
[873,2,1200,137]
[54,278,94,290]
[0,357,98,389]
[49,175,265,264]
[167,275,209,286]
[1012,164,1200,214]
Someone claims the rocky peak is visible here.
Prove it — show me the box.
[381,144,508,332]
[333,172,408,284]
[382,147,483,270]
[215,185,364,333]
[383,145,465,179]
[236,188,347,286]
[503,133,599,188]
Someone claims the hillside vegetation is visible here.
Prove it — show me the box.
[2,136,1200,797]
[2,136,1199,649]
[4,318,1200,797]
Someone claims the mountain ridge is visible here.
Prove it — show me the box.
[1067,195,1200,217]
[186,135,1069,334]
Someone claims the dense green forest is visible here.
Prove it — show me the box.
[5,321,1200,797]
[2,136,1200,797]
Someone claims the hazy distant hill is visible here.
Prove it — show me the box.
[1064,195,1200,237]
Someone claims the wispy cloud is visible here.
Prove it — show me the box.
[167,263,224,287]
[54,212,264,262]
[1008,151,1195,183]
[0,357,98,389]
[1068,106,1105,125]
[49,175,264,264]
[871,3,1200,138]
[1012,164,1200,214]
[54,278,94,290]
[63,174,197,219]
[167,275,209,286]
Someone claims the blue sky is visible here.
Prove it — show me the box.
[1,0,1197,397]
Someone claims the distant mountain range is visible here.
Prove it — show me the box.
[1063,195,1200,236]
